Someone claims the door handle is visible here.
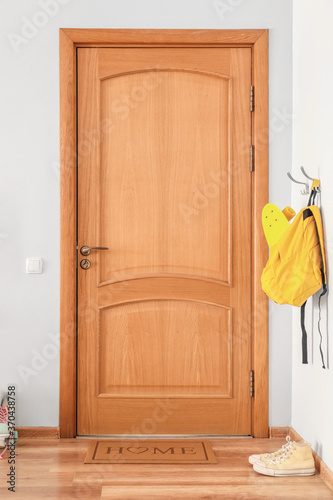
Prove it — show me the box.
[80,246,109,256]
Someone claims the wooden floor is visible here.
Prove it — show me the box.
[1,437,333,499]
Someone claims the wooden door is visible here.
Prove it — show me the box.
[77,47,252,435]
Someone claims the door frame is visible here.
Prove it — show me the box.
[59,29,269,438]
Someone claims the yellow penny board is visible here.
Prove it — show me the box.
[262,204,294,247]
[282,206,296,221]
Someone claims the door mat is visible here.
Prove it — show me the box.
[84,439,217,464]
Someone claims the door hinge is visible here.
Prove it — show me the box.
[250,370,254,398]
[250,145,254,172]
[250,86,254,112]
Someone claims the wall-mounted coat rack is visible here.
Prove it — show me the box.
[287,166,321,195]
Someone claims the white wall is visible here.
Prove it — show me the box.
[0,0,292,428]
[292,0,333,470]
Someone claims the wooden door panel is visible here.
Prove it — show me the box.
[77,47,252,435]
[100,70,230,283]
[99,300,231,397]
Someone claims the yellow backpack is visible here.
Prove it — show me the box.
[261,191,327,367]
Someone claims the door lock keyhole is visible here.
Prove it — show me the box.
[80,259,91,270]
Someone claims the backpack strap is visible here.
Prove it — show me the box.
[300,289,326,368]
[313,205,327,369]
[318,284,327,369]
[300,301,308,364]
[307,187,318,206]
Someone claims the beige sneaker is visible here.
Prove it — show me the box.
[249,435,296,465]
[253,441,315,477]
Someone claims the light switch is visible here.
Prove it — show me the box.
[26,258,43,274]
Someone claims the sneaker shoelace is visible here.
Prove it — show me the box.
[0,406,8,423]
[0,405,10,460]
[267,446,297,466]
[262,436,295,460]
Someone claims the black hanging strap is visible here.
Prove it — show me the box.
[315,213,327,369]
[307,188,317,207]
[318,283,327,369]
[301,302,308,364]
